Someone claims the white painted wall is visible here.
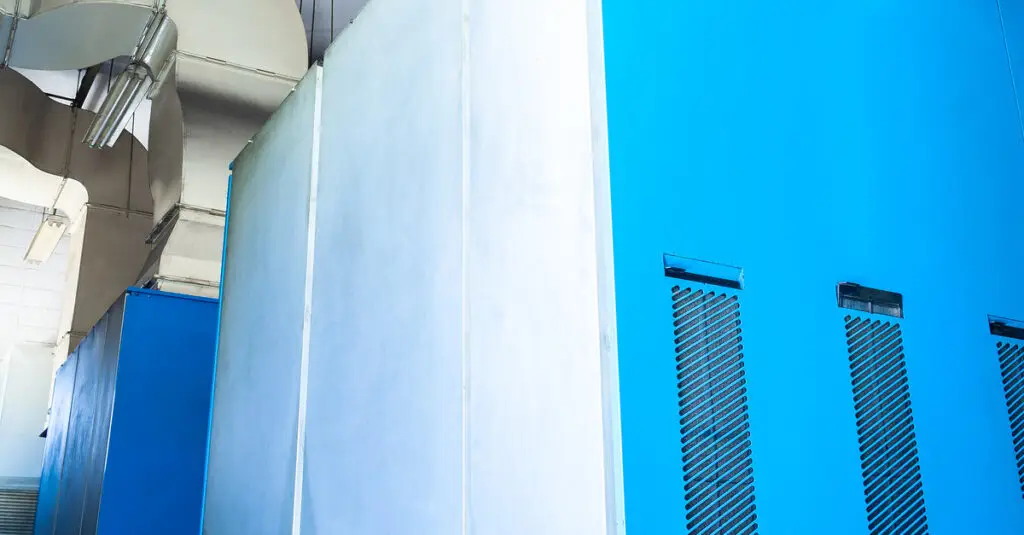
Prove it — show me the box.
[0,198,73,486]
[0,343,52,483]
[205,0,622,532]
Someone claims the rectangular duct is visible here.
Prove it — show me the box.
[843,311,929,534]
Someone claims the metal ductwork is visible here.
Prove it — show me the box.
[141,0,308,296]
[1,1,156,71]
[0,0,308,364]
[83,11,176,148]
[0,65,152,357]
[1,0,308,299]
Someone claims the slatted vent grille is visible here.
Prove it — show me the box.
[997,341,1024,497]
[0,488,37,534]
[844,315,928,535]
[672,285,758,535]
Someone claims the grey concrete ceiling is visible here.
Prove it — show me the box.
[295,0,371,61]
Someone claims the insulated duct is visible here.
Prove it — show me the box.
[0,0,309,297]
[0,67,149,206]
[83,11,175,148]
[142,0,308,296]
[0,65,152,357]
[0,1,156,71]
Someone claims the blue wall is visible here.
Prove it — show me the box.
[603,1,1024,533]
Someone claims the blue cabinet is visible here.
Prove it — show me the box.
[34,288,218,535]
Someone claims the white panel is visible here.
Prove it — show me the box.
[303,0,617,533]
[304,0,465,532]
[209,0,620,532]
[0,344,51,479]
[464,0,611,532]
[203,67,320,535]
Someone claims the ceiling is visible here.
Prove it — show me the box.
[0,198,71,346]
[295,0,372,61]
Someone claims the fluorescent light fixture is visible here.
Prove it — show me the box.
[24,213,69,265]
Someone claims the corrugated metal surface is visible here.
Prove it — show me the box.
[0,488,37,534]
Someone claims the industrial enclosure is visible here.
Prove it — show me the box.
[2,0,1024,534]
[33,289,217,535]
[605,1,1024,532]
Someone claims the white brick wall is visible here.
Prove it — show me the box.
[0,199,71,346]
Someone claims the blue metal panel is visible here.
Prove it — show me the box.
[53,298,123,535]
[33,288,217,535]
[33,353,78,535]
[80,299,125,535]
[95,289,218,535]
[603,1,1024,533]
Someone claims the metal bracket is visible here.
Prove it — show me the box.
[145,203,226,245]
[1,0,21,70]
[146,203,181,245]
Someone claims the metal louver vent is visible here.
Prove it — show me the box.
[0,488,38,534]
[844,315,928,535]
[672,285,758,535]
[996,341,1024,497]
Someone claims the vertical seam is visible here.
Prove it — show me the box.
[995,0,1024,144]
[292,67,324,535]
[581,0,626,532]
[91,301,126,534]
[49,347,80,535]
[460,1,472,533]
[198,165,233,532]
